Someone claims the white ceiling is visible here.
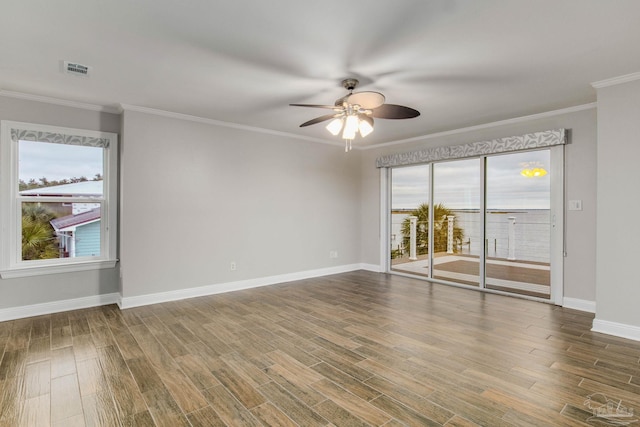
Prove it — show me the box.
[2,0,640,147]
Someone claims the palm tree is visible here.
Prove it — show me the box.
[401,203,464,255]
[21,204,59,260]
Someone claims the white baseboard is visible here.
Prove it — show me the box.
[562,297,596,313]
[0,264,384,320]
[359,263,383,273]
[592,318,640,342]
[119,263,374,309]
[0,293,120,322]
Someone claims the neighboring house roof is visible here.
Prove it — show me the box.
[50,207,101,231]
[20,180,103,197]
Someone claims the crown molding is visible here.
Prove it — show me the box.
[0,90,341,147]
[119,103,342,147]
[0,89,121,114]
[1,90,600,151]
[591,72,640,89]
[363,102,597,150]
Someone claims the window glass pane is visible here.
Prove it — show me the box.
[390,165,430,276]
[21,202,102,260]
[432,159,481,286]
[18,140,103,193]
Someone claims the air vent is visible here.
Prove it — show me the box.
[63,61,91,77]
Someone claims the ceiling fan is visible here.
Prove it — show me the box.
[290,78,420,151]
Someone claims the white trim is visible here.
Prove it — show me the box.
[119,263,373,309]
[0,293,119,322]
[120,103,341,147]
[379,168,390,273]
[56,217,100,233]
[562,297,596,313]
[0,90,120,114]
[0,260,117,279]
[478,158,485,290]
[0,90,600,149]
[0,93,340,148]
[591,72,640,89]
[0,265,384,321]
[550,145,564,305]
[592,318,640,342]
[363,103,596,150]
[360,263,383,273]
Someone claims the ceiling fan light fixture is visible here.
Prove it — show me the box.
[326,118,344,136]
[358,117,374,137]
[291,78,420,152]
[342,115,359,140]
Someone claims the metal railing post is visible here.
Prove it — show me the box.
[409,216,418,261]
[508,216,516,260]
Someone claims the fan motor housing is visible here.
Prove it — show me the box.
[341,78,359,91]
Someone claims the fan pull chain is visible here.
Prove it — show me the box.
[344,139,353,152]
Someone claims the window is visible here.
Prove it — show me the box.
[0,121,118,278]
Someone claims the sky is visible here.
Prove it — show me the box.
[391,150,551,210]
[19,140,103,182]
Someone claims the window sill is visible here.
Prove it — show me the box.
[0,259,118,279]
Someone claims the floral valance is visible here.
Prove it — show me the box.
[11,128,110,148]
[376,128,566,168]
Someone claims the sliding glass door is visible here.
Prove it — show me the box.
[485,151,551,299]
[432,159,481,286]
[387,147,562,302]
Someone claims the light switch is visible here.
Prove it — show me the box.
[568,200,582,211]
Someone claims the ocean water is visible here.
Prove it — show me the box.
[391,209,550,263]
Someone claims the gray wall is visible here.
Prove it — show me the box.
[595,79,640,328]
[359,107,598,303]
[0,96,121,308]
[0,95,602,315]
[119,110,361,298]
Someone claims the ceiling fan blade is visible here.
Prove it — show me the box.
[290,103,342,110]
[371,104,420,119]
[300,114,340,127]
[345,91,385,109]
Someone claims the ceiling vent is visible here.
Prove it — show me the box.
[63,61,91,77]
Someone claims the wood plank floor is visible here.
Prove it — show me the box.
[1,270,639,426]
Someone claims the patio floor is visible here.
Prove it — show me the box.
[391,254,551,299]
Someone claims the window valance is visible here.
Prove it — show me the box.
[11,128,110,148]
[376,128,566,168]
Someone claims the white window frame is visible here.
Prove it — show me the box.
[0,121,118,278]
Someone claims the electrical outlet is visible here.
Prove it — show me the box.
[329,251,338,259]
[230,262,236,271]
